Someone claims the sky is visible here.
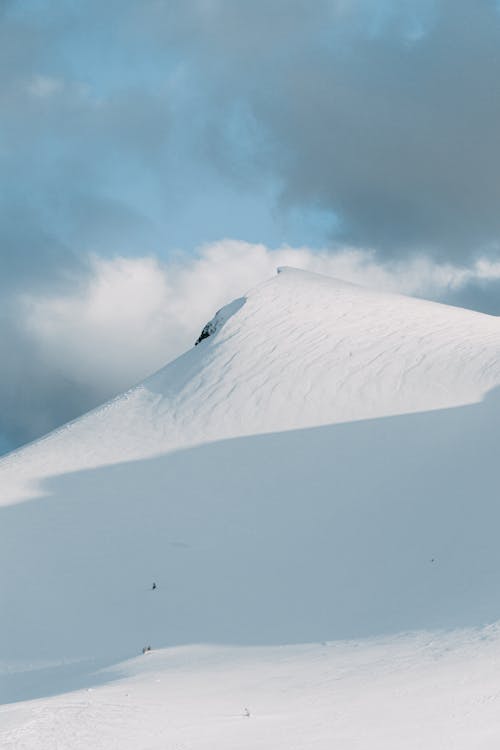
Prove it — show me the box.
[2,0,500,452]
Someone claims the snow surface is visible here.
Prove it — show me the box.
[2,268,500,747]
[4,631,500,749]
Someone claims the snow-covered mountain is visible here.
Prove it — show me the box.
[2,267,500,503]
[2,268,500,748]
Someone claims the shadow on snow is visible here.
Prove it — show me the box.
[2,387,500,703]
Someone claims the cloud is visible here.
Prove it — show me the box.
[141,0,500,259]
[0,2,173,301]
[0,240,498,452]
[3,0,500,294]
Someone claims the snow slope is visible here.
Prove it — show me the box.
[2,268,500,747]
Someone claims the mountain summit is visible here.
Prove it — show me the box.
[2,267,500,504]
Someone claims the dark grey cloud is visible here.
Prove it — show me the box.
[0,303,106,449]
[3,0,500,287]
[4,1,500,278]
[165,0,500,258]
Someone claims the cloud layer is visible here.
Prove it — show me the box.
[3,0,500,288]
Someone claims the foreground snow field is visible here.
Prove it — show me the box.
[2,268,500,747]
[3,630,500,750]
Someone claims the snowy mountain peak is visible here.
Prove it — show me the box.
[2,268,500,504]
